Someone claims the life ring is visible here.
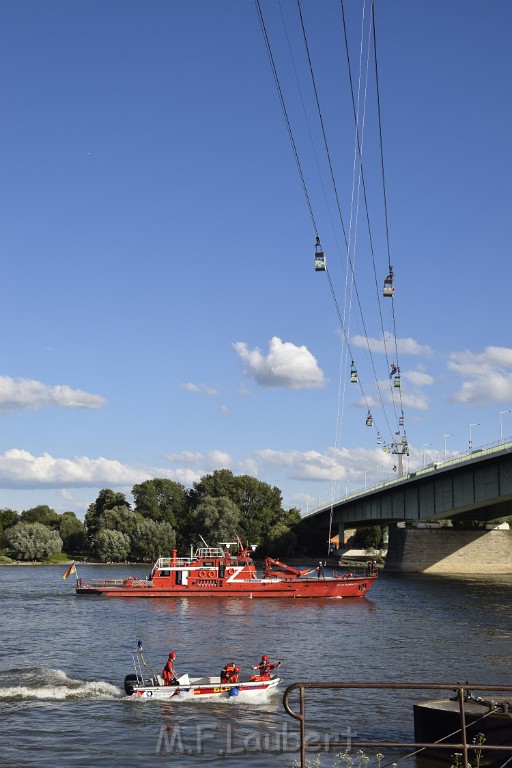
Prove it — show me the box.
[199,570,206,578]
[208,570,216,578]
[227,567,235,575]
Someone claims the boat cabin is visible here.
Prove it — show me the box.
[149,546,258,589]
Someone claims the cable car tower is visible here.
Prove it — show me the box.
[390,434,409,477]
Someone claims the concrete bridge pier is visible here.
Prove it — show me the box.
[385,525,512,574]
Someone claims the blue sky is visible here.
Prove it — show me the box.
[1,0,511,519]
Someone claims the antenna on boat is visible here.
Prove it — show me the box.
[199,534,209,548]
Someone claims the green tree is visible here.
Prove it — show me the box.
[132,479,188,527]
[0,508,20,531]
[59,513,87,554]
[129,519,176,562]
[84,489,130,545]
[5,522,63,561]
[260,521,298,557]
[188,495,241,545]
[94,529,130,562]
[99,505,143,535]
[191,470,284,545]
[348,525,384,549]
[21,505,60,529]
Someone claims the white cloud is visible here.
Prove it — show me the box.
[371,378,430,411]
[395,390,430,410]
[0,376,107,414]
[448,346,512,404]
[243,446,394,483]
[181,382,219,396]
[354,396,378,409]
[0,449,154,489]
[448,346,512,376]
[163,450,232,484]
[352,333,433,356]
[233,337,325,389]
[405,370,435,387]
[0,447,235,492]
[449,372,512,405]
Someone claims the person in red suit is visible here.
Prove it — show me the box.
[250,655,281,680]
[162,652,178,685]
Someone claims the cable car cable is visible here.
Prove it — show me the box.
[254,0,318,236]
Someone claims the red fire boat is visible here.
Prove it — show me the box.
[75,541,378,599]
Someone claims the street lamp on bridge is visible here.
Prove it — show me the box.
[422,443,431,468]
[443,433,454,460]
[469,423,479,451]
[500,410,511,441]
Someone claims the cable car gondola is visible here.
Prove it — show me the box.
[314,236,326,272]
[377,431,382,445]
[366,410,373,427]
[383,269,394,297]
[350,361,358,383]
[399,415,404,427]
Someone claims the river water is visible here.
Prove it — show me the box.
[0,564,510,768]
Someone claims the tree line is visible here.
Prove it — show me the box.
[0,470,302,563]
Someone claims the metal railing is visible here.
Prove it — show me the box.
[283,681,512,768]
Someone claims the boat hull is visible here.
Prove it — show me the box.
[77,576,376,598]
[126,675,280,701]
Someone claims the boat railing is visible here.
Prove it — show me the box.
[283,681,512,768]
[76,578,151,588]
[155,548,227,568]
[132,647,159,686]
[77,578,127,587]
[155,557,196,568]
[194,547,226,558]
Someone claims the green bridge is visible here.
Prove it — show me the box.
[303,441,512,574]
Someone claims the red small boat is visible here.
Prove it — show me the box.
[75,541,377,599]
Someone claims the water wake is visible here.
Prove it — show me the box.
[0,667,123,700]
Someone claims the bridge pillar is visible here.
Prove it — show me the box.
[385,526,512,574]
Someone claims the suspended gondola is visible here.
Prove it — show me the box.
[314,236,326,272]
[383,269,394,297]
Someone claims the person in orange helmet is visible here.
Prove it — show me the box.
[250,654,281,681]
[162,652,178,685]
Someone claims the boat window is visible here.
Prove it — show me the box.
[202,561,214,568]
[176,570,182,585]
[158,570,170,577]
